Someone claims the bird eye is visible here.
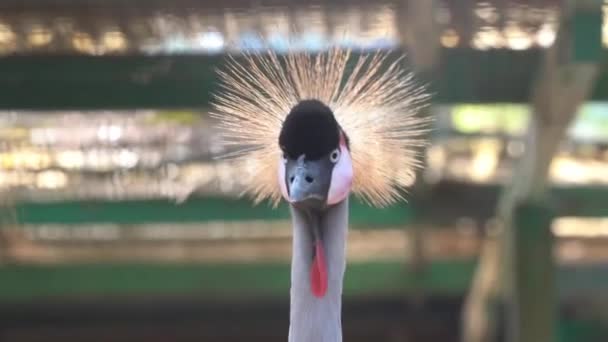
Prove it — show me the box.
[330,148,340,163]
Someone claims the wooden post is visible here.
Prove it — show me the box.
[398,0,440,72]
[462,2,602,342]
[509,203,556,342]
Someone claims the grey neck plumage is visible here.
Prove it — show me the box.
[288,198,349,342]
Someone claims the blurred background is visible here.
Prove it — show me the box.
[0,0,606,341]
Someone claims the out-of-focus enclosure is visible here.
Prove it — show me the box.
[0,0,607,341]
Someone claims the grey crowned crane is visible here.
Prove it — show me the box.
[211,48,430,342]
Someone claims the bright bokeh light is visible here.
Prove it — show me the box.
[0,2,567,55]
[553,217,608,238]
[440,29,460,48]
[27,25,53,47]
[36,170,68,189]
[56,150,85,169]
[469,139,500,182]
[604,1,608,47]
[536,23,557,48]
[452,104,530,135]
[102,30,128,52]
[196,30,225,52]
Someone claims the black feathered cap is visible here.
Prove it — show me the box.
[279,100,341,160]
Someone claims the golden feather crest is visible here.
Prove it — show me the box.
[210,47,431,207]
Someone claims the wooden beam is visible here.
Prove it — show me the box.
[0,0,399,10]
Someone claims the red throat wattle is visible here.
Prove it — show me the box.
[311,241,328,298]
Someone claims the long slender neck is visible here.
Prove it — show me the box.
[288,198,349,342]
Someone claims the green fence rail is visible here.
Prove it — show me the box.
[0,49,606,110]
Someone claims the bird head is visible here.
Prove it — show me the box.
[211,48,431,207]
[278,100,353,211]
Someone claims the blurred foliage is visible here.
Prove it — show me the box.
[148,110,203,125]
[452,104,530,135]
[569,103,608,142]
[452,103,608,140]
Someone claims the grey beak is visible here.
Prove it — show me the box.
[287,155,331,208]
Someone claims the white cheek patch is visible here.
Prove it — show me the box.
[327,144,353,205]
[278,161,289,201]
